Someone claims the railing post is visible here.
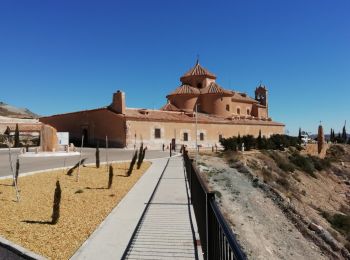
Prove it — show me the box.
[206,192,215,260]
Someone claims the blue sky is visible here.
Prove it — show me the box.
[0,0,349,136]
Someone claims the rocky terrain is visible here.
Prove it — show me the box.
[197,144,350,259]
[0,102,38,118]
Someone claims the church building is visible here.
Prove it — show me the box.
[40,61,284,149]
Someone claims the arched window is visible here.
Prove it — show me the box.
[226,104,230,111]
[200,133,204,141]
[197,83,202,89]
[183,132,188,141]
[237,108,241,115]
[247,109,250,115]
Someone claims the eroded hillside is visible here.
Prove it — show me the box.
[197,144,350,259]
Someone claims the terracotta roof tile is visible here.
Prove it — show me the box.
[200,82,232,96]
[167,84,200,96]
[124,108,284,126]
[231,92,258,103]
[181,62,216,79]
[160,103,181,111]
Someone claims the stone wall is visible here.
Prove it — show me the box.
[126,119,284,149]
[40,109,126,147]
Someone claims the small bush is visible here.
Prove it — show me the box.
[261,167,273,183]
[326,145,346,162]
[289,152,316,177]
[309,156,331,171]
[276,176,290,189]
[268,151,295,173]
[322,211,350,236]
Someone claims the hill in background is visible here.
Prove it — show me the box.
[0,102,39,119]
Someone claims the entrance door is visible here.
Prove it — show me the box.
[82,129,88,146]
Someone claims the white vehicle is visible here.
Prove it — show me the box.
[301,134,311,145]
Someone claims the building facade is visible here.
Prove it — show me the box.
[40,62,284,149]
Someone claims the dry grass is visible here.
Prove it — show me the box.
[0,161,151,259]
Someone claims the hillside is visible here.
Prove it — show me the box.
[197,144,350,259]
[0,102,39,119]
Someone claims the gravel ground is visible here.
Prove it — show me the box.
[198,155,327,260]
[0,161,151,259]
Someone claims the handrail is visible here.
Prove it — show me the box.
[183,150,246,260]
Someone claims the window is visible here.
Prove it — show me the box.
[154,128,161,139]
[226,104,230,111]
[197,83,202,89]
[237,108,241,115]
[183,132,188,141]
[247,109,250,115]
[200,133,204,141]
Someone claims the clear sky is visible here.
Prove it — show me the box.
[0,0,349,136]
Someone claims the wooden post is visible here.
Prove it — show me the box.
[76,135,84,182]
[106,136,109,171]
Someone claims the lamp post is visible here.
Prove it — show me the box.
[195,103,198,166]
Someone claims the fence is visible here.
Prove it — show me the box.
[183,151,245,260]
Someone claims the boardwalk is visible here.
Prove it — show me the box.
[124,156,200,259]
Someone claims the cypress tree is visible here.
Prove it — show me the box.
[330,128,333,142]
[318,124,324,154]
[95,142,100,168]
[257,130,262,149]
[342,124,347,143]
[298,128,302,141]
[14,124,20,148]
[108,165,113,189]
[51,180,62,225]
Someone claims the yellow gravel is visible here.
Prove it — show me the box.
[0,161,151,259]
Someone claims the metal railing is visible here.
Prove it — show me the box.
[183,151,246,260]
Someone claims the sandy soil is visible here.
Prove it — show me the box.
[0,161,150,259]
[198,155,327,260]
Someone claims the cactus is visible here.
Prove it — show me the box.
[127,151,138,176]
[96,142,100,168]
[108,165,113,189]
[51,180,62,224]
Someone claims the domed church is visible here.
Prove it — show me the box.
[40,61,284,149]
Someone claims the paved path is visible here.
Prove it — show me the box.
[71,156,201,260]
[0,148,168,177]
[124,156,200,259]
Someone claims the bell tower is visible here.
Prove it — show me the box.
[255,84,268,116]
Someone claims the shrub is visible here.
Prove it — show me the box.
[268,151,295,173]
[261,167,273,183]
[221,134,301,151]
[322,211,350,236]
[289,152,316,177]
[242,135,256,151]
[220,137,238,151]
[276,177,290,189]
[309,156,331,171]
[326,145,346,161]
